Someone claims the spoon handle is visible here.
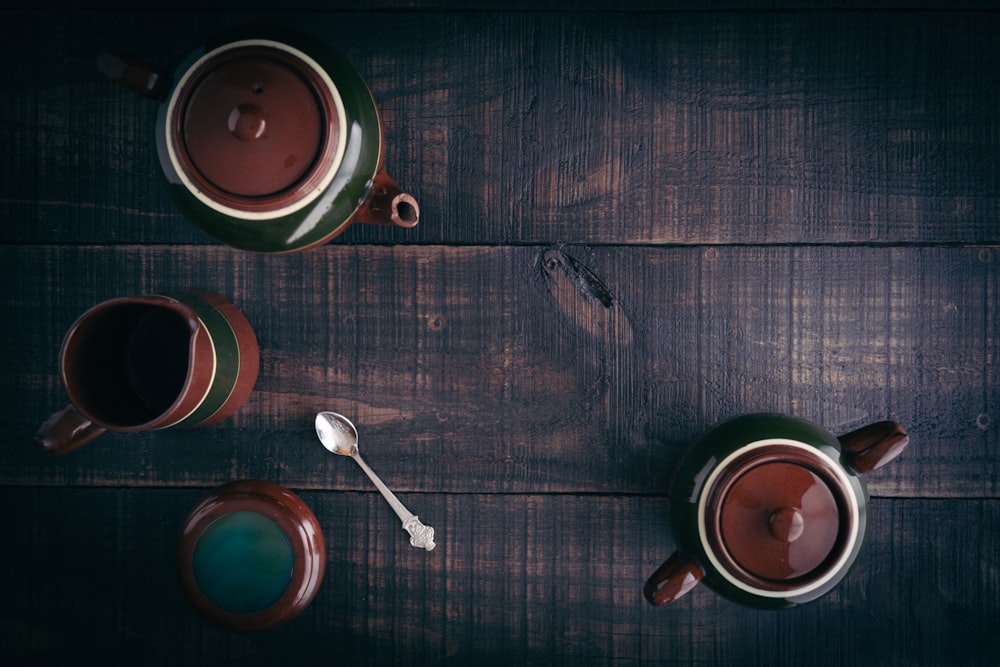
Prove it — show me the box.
[352,452,436,551]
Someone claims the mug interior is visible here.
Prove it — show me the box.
[63,303,192,428]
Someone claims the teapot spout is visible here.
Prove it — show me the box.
[353,170,420,229]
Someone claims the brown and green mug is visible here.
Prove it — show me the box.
[644,413,909,609]
[36,291,259,454]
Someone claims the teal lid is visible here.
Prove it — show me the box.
[191,510,294,614]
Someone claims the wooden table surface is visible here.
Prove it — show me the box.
[2,2,998,665]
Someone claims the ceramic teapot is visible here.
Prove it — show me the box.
[99,26,419,253]
[643,413,909,609]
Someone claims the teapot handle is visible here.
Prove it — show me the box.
[36,404,107,455]
[96,51,172,100]
[838,421,909,474]
[643,552,704,606]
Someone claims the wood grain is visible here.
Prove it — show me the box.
[2,4,997,666]
[9,1,1000,10]
[2,487,996,666]
[2,11,998,245]
[3,244,995,497]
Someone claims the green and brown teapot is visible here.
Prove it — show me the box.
[644,413,909,609]
[100,25,418,253]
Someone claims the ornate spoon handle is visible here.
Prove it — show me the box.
[352,451,436,551]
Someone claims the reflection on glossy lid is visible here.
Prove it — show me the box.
[719,462,842,581]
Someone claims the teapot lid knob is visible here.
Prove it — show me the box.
[228,103,267,142]
[768,507,805,543]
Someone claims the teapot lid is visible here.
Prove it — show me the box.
[165,40,347,218]
[699,441,859,596]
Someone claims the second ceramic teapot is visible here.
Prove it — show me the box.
[100,25,419,253]
[644,413,909,609]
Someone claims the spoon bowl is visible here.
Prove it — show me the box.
[315,411,359,456]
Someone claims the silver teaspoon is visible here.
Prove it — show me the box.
[315,411,436,551]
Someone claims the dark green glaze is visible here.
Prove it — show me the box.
[192,510,294,614]
[154,26,382,253]
[166,292,241,427]
[667,413,869,609]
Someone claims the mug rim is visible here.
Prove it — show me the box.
[59,296,213,432]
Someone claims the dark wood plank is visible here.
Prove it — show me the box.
[2,487,997,666]
[9,1,1000,11]
[3,4,996,666]
[2,10,998,245]
[3,244,995,497]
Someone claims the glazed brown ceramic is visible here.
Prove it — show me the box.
[701,445,855,592]
[177,480,326,631]
[167,43,343,216]
[99,26,419,253]
[643,414,909,609]
[35,291,259,454]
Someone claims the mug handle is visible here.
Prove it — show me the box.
[643,552,704,606]
[96,51,172,100]
[36,405,107,455]
[838,421,909,474]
